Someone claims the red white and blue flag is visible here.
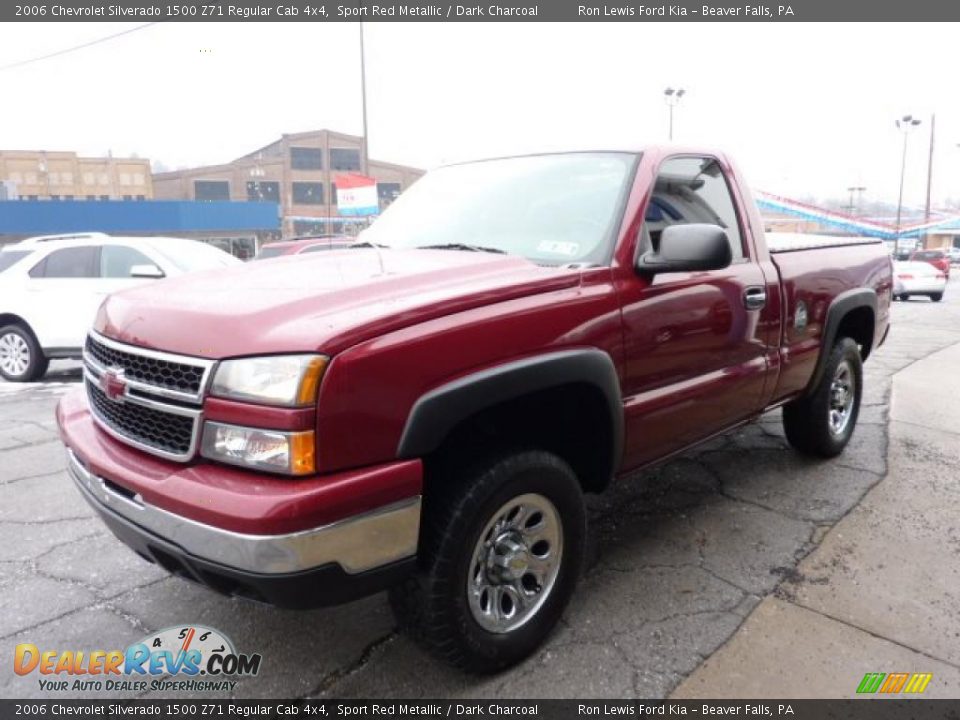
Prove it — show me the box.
[335,173,379,217]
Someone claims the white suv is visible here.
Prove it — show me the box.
[0,233,239,382]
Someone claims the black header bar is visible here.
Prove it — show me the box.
[4,0,960,22]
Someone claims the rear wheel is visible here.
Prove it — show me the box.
[930,293,943,302]
[390,449,585,673]
[783,337,862,458]
[0,325,48,382]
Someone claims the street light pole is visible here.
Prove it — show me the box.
[894,115,921,258]
[663,87,685,142]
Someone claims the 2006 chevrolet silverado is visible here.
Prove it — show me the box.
[56,147,892,672]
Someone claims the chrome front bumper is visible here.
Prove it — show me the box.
[66,449,421,576]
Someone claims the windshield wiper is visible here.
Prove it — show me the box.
[415,243,506,254]
[349,241,390,249]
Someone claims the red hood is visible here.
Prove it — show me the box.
[95,249,580,358]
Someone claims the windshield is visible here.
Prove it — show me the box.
[255,245,288,260]
[0,250,33,274]
[149,241,239,273]
[360,153,637,265]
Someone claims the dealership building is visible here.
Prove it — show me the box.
[151,129,424,236]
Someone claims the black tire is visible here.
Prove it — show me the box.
[783,337,862,458]
[0,324,48,382]
[930,293,943,302]
[390,449,586,673]
[902,295,912,301]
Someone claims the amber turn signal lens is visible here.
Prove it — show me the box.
[289,430,316,475]
[296,357,329,406]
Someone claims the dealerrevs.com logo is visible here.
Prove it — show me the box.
[14,625,262,693]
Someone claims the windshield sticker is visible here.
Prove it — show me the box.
[536,240,580,257]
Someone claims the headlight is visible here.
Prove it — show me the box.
[210,355,327,407]
[201,422,315,475]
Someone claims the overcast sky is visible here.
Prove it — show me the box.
[0,22,956,209]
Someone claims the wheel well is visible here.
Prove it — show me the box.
[0,313,38,341]
[835,306,875,360]
[427,383,616,494]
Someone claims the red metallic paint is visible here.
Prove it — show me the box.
[204,396,316,432]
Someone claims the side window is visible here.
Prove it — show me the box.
[28,246,99,278]
[100,245,157,278]
[642,156,745,261]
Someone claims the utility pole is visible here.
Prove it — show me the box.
[923,113,935,249]
[359,21,370,177]
[846,185,866,216]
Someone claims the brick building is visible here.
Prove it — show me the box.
[0,150,153,202]
[152,130,423,237]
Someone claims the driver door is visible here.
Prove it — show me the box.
[619,155,771,469]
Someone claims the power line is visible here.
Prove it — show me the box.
[0,22,158,72]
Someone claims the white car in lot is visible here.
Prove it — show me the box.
[893,260,947,302]
[0,233,239,382]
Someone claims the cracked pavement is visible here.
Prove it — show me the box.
[2,284,960,699]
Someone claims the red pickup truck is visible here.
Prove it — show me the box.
[57,148,892,673]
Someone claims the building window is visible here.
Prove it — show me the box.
[290,147,323,170]
[135,195,145,201]
[82,172,95,185]
[49,173,60,185]
[61,172,73,185]
[122,195,132,201]
[119,173,131,186]
[377,182,402,206]
[292,182,324,205]
[133,173,145,186]
[64,195,74,201]
[330,148,361,172]
[98,173,110,186]
[246,181,280,203]
[85,195,95,201]
[50,195,60,201]
[99,195,109,201]
[27,195,38,201]
[194,180,230,201]
[331,183,337,205]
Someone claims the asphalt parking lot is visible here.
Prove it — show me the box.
[2,284,960,700]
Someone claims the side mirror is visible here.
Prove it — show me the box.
[129,264,165,279]
[638,223,732,275]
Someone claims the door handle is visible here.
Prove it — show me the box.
[743,286,767,310]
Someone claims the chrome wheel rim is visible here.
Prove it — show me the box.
[0,332,30,378]
[828,360,855,436]
[467,493,563,634]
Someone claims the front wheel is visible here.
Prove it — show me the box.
[390,449,586,673]
[930,293,943,302]
[783,337,862,458]
[0,325,48,382]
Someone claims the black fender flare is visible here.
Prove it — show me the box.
[396,349,623,474]
[805,288,877,395]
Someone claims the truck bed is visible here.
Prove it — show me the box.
[766,232,884,254]
[767,239,892,403]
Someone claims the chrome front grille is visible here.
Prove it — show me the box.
[83,331,215,461]
[85,333,208,400]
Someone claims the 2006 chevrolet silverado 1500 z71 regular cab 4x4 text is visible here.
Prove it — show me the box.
[56,148,892,672]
